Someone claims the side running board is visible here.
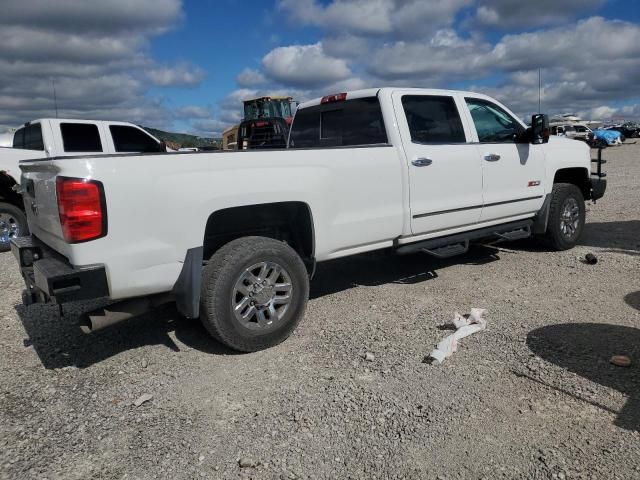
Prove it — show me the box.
[397,219,534,258]
[422,241,469,259]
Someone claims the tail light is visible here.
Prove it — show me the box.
[321,92,347,104]
[56,177,107,243]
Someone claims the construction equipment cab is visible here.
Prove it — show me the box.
[237,96,296,149]
[12,88,606,352]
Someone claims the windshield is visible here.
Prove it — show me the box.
[273,100,292,118]
[244,102,262,120]
[244,99,293,120]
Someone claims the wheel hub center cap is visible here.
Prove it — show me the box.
[253,286,274,305]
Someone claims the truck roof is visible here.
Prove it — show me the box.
[297,87,492,110]
[21,118,147,128]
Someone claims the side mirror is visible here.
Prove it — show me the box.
[531,114,549,144]
[159,140,168,152]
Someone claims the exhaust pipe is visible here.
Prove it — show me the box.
[80,295,172,333]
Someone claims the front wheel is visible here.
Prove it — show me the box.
[0,202,28,252]
[543,183,586,251]
[200,236,310,352]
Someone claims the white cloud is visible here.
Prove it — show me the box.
[146,63,205,87]
[0,0,183,34]
[368,30,491,81]
[474,0,605,29]
[0,0,208,132]
[262,43,352,87]
[279,0,471,38]
[279,0,393,35]
[236,68,267,87]
[175,106,212,119]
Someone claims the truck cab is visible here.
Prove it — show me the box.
[0,119,165,251]
[10,88,606,353]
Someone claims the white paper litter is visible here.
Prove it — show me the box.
[429,308,487,364]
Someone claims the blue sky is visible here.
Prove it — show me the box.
[1,0,639,135]
[151,0,640,133]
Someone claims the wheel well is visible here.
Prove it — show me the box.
[0,172,22,207]
[553,168,591,199]
[203,201,314,268]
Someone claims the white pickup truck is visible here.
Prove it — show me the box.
[0,118,166,250]
[11,88,606,352]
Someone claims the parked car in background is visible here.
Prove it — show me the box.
[0,132,13,147]
[572,124,594,142]
[593,128,623,147]
[551,124,594,144]
[604,126,627,142]
[606,123,639,140]
[0,119,166,251]
[621,122,640,138]
[551,124,577,138]
[11,87,606,352]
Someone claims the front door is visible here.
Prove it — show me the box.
[463,97,546,222]
[392,92,483,235]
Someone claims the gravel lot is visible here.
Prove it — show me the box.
[1,144,640,480]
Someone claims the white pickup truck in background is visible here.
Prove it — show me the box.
[11,88,606,352]
[0,119,166,251]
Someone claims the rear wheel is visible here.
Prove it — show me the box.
[543,183,585,251]
[0,202,27,252]
[200,236,309,352]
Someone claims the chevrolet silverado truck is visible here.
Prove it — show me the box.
[11,88,606,352]
[0,119,166,251]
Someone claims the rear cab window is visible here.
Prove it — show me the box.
[289,96,388,148]
[60,123,103,152]
[13,123,44,150]
[109,125,163,153]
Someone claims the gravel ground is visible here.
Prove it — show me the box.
[1,144,640,480]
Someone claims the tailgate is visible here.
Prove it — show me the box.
[19,161,68,253]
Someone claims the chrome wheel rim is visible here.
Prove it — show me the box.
[0,212,21,247]
[232,261,293,330]
[560,198,580,238]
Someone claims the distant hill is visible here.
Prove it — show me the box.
[141,126,221,149]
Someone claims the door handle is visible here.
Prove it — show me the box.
[484,153,501,162]
[412,158,433,167]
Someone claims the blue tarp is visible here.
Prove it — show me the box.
[593,129,621,145]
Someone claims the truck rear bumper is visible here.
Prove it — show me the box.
[11,236,109,305]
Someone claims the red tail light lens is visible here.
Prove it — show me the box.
[320,92,347,104]
[56,177,106,243]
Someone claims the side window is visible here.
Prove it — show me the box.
[289,97,388,148]
[60,123,103,152]
[401,95,465,143]
[12,127,25,148]
[110,125,163,153]
[465,98,524,143]
[24,124,44,150]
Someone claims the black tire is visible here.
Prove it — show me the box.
[200,236,309,352]
[0,202,28,252]
[543,183,585,251]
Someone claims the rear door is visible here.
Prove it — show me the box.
[391,91,483,235]
[52,121,107,156]
[462,96,545,223]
